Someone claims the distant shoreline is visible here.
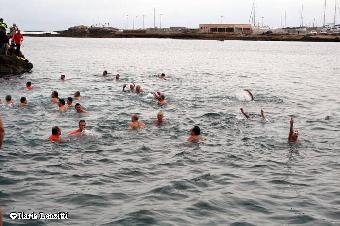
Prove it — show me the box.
[23,32,340,42]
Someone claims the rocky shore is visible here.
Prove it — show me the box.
[24,26,340,42]
[0,55,33,77]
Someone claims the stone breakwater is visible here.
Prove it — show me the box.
[24,26,340,42]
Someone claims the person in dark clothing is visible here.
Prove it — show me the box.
[0,30,9,55]
[0,18,8,32]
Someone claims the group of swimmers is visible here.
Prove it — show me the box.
[0,82,32,107]
[0,71,299,149]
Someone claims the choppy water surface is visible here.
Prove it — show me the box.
[1,37,340,226]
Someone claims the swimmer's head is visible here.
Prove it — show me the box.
[131,114,139,122]
[5,95,12,102]
[116,74,120,80]
[60,74,65,80]
[26,81,32,87]
[292,130,299,140]
[79,120,86,131]
[67,97,73,105]
[52,126,61,135]
[20,97,27,104]
[157,111,164,121]
[58,98,65,106]
[75,103,82,112]
[136,85,142,93]
[161,73,165,77]
[130,84,135,90]
[159,95,165,101]
[51,91,58,98]
[74,91,81,98]
[191,126,201,136]
[103,70,108,76]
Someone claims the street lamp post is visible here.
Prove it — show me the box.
[220,16,224,24]
[159,14,163,29]
[142,15,145,29]
[126,15,129,29]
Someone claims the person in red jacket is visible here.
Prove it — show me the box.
[12,29,23,55]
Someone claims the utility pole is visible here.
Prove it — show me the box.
[126,15,129,29]
[136,16,139,29]
[253,1,256,27]
[285,11,287,27]
[323,0,327,27]
[133,16,135,29]
[220,16,224,24]
[261,16,264,27]
[142,15,145,29]
[154,8,156,28]
[334,0,338,25]
[301,4,304,27]
[159,14,163,29]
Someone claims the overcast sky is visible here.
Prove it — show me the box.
[0,0,339,31]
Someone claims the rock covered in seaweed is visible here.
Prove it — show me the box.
[0,55,33,76]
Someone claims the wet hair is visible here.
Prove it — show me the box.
[159,95,165,100]
[60,74,65,79]
[116,74,120,79]
[74,91,81,97]
[75,103,81,108]
[5,95,12,102]
[67,97,73,103]
[59,98,65,105]
[20,97,26,103]
[132,114,139,122]
[26,81,32,87]
[192,126,201,136]
[161,73,165,77]
[103,70,108,75]
[79,120,86,126]
[51,91,58,98]
[52,126,59,135]
[136,85,141,92]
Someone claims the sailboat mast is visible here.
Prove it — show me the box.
[324,0,327,27]
[334,0,338,25]
[301,4,304,27]
[253,1,256,27]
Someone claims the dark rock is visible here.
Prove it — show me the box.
[59,25,119,37]
[0,55,33,76]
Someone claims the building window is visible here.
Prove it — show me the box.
[211,28,218,32]
[218,28,226,32]
[226,28,234,32]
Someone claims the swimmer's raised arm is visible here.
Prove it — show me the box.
[289,117,294,136]
[261,109,266,121]
[0,208,3,226]
[123,84,127,92]
[244,89,254,101]
[240,108,250,119]
[288,117,299,143]
[0,114,4,149]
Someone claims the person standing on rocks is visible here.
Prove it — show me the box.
[0,29,9,55]
[12,29,24,55]
[0,18,7,32]
[9,23,18,37]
